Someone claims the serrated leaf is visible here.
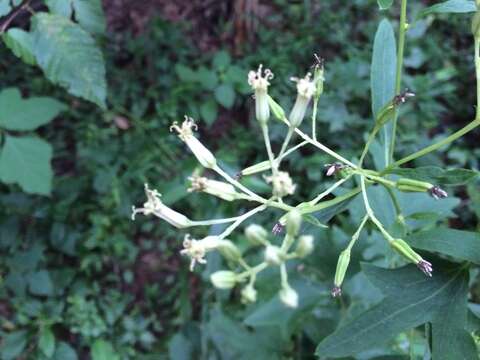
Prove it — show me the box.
[407,228,480,265]
[214,83,235,108]
[0,330,28,360]
[212,50,231,69]
[2,28,36,65]
[417,0,476,19]
[45,0,106,34]
[378,0,394,10]
[91,339,120,360]
[371,19,396,169]
[38,327,55,358]
[392,166,478,186]
[54,342,78,360]
[28,270,54,296]
[0,88,66,131]
[31,13,107,108]
[316,261,475,359]
[0,135,53,195]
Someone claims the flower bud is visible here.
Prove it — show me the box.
[289,73,316,128]
[188,176,243,201]
[210,271,237,289]
[248,65,273,124]
[395,178,433,193]
[313,58,324,99]
[333,249,351,297]
[286,209,302,237]
[265,171,296,198]
[170,117,217,169]
[279,284,298,308]
[132,184,192,228]
[217,240,242,262]
[240,160,271,177]
[245,224,268,246]
[390,239,433,277]
[295,235,314,257]
[264,245,283,265]
[241,283,257,304]
[267,95,286,121]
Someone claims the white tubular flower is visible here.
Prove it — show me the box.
[180,235,222,271]
[265,171,297,198]
[188,175,243,202]
[170,117,217,169]
[241,283,257,304]
[279,284,299,308]
[210,270,237,289]
[248,64,274,124]
[289,73,316,128]
[132,184,191,228]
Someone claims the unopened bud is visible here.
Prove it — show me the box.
[279,284,299,308]
[396,178,433,193]
[245,224,268,246]
[240,160,270,177]
[267,95,286,121]
[241,283,257,304]
[264,245,283,265]
[286,209,302,237]
[217,240,242,262]
[170,117,217,169]
[210,270,237,289]
[390,238,422,264]
[333,249,351,296]
[295,235,314,257]
[188,176,243,201]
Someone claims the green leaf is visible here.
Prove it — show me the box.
[316,261,475,359]
[53,342,78,360]
[200,100,218,126]
[0,88,66,131]
[91,339,120,360]
[31,13,107,108]
[175,64,197,82]
[0,330,28,360]
[417,0,476,19]
[2,28,36,65]
[28,270,54,296]
[378,0,394,10]
[214,83,235,108]
[0,135,53,195]
[0,0,12,17]
[407,228,480,265]
[45,0,106,34]
[390,166,479,186]
[38,327,56,358]
[212,50,231,69]
[197,66,219,90]
[371,19,397,169]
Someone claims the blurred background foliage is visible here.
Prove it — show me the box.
[0,0,479,359]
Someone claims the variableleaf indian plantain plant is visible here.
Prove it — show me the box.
[133,0,480,357]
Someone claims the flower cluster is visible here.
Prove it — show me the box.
[132,55,452,307]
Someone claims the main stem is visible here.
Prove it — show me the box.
[389,0,408,163]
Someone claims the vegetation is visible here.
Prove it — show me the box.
[0,0,480,359]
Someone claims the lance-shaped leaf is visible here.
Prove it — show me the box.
[417,0,477,19]
[31,13,107,108]
[0,88,66,131]
[316,261,476,359]
[371,19,397,169]
[407,228,480,265]
[388,166,479,186]
[0,135,53,195]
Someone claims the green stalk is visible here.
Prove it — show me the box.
[389,0,408,163]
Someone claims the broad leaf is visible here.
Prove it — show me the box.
[0,0,11,17]
[28,270,54,296]
[0,330,28,360]
[215,83,235,108]
[45,0,106,34]
[371,19,397,168]
[38,327,56,358]
[2,28,36,65]
[407,228,480,264]
[0,135,53,195]
[417,0,476,19]
[54,342,78,360]
[0,88,66,131]
[378,0,394,10]
[31,13,107,108]
[316,261,475,359]
[91,339,120,360]
[389,166,479,186]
